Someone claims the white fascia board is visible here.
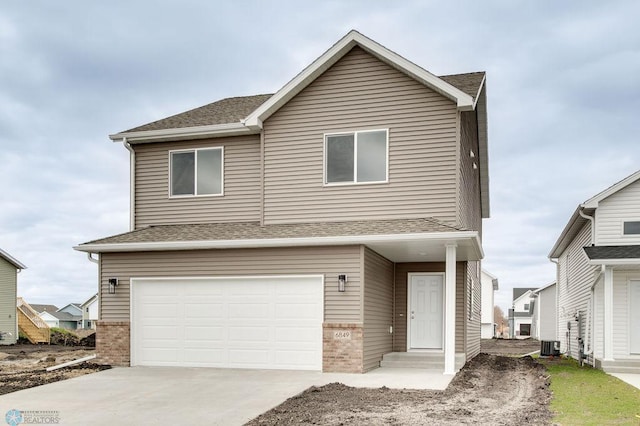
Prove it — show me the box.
[244,30,474,129]
[0,248,26,270]
[581,170,640,209]
[548,207,584,259]
[74,230,482,254]
[587,259,640,266]
[109,122,254,143]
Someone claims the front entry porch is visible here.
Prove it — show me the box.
[379,351,466,371]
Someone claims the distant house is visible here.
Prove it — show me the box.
[80,293,98,329]
[32,303,82,330]
[0,248,26,345]
[531,282,557,341]
[480,270,499,338]
[508,288,536,338]
[549,170,640,373]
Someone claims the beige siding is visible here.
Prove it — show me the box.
[362,247,394,371]
[458,110,482,232]
[465,261,481,359]
[595,180,640,245]
[393,262,466,353]
[0,258,17,345]
[100,246,362,323]
[133,135,261,228]
[556,222,596,358]
[262,46,458,225]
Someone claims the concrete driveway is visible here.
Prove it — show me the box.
[0,367,452,425]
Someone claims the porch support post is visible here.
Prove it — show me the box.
[603,265,614,361]
[444,243,457,375]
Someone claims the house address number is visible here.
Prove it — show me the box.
[333,330,351,340]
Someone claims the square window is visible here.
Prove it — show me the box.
[170,147,223,196]
[325,130,388,184]
[623,221,640,235]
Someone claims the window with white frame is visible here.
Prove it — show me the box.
[325,129,388,184]
[170,147,223,196]
[623,221,640,235]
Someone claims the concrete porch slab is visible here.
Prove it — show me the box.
[610,373,640,390]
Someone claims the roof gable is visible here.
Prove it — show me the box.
[0,248,26,270]
[550,169,640,258]
[582,169,640,209]
[244,30,477,129]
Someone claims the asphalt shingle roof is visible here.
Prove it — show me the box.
[29,304,59,313]
[119,72,485,134]
[125,94,273,133]
[81,218,466,246]
[583,245,640,260]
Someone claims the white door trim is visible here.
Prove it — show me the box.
[629,279,640,355]
[406,272,445,351]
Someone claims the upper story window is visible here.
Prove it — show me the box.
[324,129,388,185]
[623,221,640,235]
[170,147,223,197]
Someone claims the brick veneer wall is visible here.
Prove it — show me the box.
[96,321,130,366]
[323,323,363,373]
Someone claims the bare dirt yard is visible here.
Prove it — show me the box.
[248,340,552,426]
[0,344,109,396]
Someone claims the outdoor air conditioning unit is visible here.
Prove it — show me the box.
[540,340,560,356]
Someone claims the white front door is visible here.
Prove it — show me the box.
[631,280,640,354]
[408,274,443,349]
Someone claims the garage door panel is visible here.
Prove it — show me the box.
[132,276,323,370]
[184,326,225,341]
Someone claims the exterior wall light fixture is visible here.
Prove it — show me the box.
[338,274,347,292]
[108,278,118,294]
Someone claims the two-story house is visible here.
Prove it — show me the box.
[480,270,499,338]
[549,170,640,373]
[508,287,536,338]
[0,248,26,345]
[75,31,490,374]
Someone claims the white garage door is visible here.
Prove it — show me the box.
[131,276,323,370]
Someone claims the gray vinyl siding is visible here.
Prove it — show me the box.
[595,180,640,245]
[262,46,458,225]
[393,262,466,354]
[133,135,261,228]
[557,222,596,358]
[458,110,482,232]
[466,261,481,359]
[100,246,362,323]
[0,257,17,345]
[362,247,394,371]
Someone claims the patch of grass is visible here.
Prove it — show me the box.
[49,327,77,337]
[540,357,640,425]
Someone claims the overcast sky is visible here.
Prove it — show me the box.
[1,1,639,312]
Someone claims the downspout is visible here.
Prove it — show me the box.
[549,258,559,344]
[579,208,595,246]
[123,137,135,231]
[578,208,596,365]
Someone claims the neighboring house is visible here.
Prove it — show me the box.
[58,303,83,317]
[480,270,499,338]
[75,30,490,374]
[508,288,536,338]
[38,310,81,330]
[531,282,557,341]
[32,303,82,330]
[549,170,640,373]
[0,248,26,345]
[81,293,99,329]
